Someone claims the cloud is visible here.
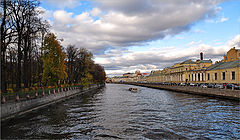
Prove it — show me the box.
[205,13,228,23]
[187,40,202,46]
[194,29,206,33]
[43,0,234,75]
[217,16,228,23]
[53,10,74,24]
[44,0,80,8]
[219,17,228,22]
[227,35,240,48]
[49,0,224,54]
[96,35,240,75]
[37,7,52,20]
[91,8,102,16]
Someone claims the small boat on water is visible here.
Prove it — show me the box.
[129,88,138,92]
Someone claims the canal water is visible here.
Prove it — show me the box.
[1,84,239,139]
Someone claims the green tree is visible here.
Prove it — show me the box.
[78,48,93,88]
[41,33,67,86]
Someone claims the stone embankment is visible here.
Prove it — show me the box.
[1,84,104,121]
[124,83,240,101]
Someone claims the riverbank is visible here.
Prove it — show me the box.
[118,82,239,101]
[1,84,104,122]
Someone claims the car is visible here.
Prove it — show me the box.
[189,83,195,86]
[234,85,240,90]
[207,83,214,88]
[215,84,224,89]
[199,84,207,88]
[180,83,186,86]
[226,84,235,89]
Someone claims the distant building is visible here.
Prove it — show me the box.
[147,58,212,83]
[145,47,240,84]
[222,47,240,62]
[111,48,239,84]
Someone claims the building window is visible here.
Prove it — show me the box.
[215,73,217,80]
[195,74,197,81]
[222,72,225,80]
[207,73,210,80]
[192,74,194,81]
[198,73,200,81]
[202,73,204,81]
[232,71,235,80]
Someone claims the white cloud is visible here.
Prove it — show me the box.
[43,0,235,75]
[37,7,52,20]
[227,35,240,48]
[91,8,102,16]
[206,13,228,23]
[44,0,80,8]
[96,35,240,76]
[49,0,224,54]
[217,17,228,23]
[53,10,73,24]
[194,29,206,33]
[187,40,202,46]
[176,36,185,40]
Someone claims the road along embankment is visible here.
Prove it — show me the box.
[123,83,240,101]
[1,84,104,122]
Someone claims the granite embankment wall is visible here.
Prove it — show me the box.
[1,84,104,121]
[125,83,240,101]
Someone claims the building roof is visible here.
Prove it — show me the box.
[206,60,240,71]
[149,72,165,77]
[180,59,196,64]
[199,60,212,63]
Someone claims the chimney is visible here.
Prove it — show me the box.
[200,52,203,60]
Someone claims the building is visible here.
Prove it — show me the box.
[205,60,240,84]
[144,47,240,84]
[111,47,239,84]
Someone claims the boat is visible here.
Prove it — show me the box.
[129,88,138,92]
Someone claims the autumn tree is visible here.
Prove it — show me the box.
[66,45,77,85]
[1,0,49,92]
[90,63,106,84]
[41,33,67,86]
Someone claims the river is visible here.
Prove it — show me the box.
[1,84,239,139]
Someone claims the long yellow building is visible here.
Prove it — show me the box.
[146,47,240,84]
[206,60,239,84]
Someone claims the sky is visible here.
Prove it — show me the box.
[39,0,240,77]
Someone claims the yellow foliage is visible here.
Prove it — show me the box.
[24,88,29,92]
[7,88,14,93]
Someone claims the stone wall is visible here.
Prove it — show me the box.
[1,84,103,121]
[127,83,240,100]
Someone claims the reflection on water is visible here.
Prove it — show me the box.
[1,84,240,139]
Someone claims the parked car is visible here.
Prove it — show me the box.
[180,83,186,86]
[226,84,235,89]
[215,84,224,89]
[234,85,240,90]
[190,83,195,86]
[200,84,207,88]
[207,83,214,88]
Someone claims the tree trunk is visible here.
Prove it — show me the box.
[1,0,7,93]
[17,35,22,91]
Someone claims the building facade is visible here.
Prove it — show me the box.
[109,48,239,84]
[145,47,240,84]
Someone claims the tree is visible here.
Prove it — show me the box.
[76,48,93,87]
[66,45,77,85]
[90,64,106,83]
[41,33,67,86]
